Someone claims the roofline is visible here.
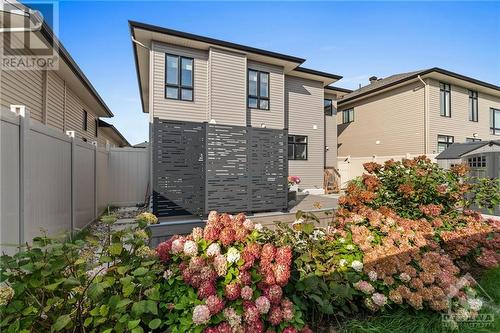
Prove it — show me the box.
[435,140,500,159]
[129,21,306,63]
[39,22,114,117]
[129,22,147,113]
[98,119,131,146]
[293,66,342,80]
[338,67,500,105]
[325,85,353,93]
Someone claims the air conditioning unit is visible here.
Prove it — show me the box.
[10,105,26,117]
[66,130,75,138]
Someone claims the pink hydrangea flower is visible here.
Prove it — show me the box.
[371,293,387,307]
[268,306,283,326]
[192,227,203,242]
[193,304,211,325]
[265,285,283,304]
[255,296,271,314]
[241,286,253,300]
[171,238,185,254]
[223,307,242,328]
[239,270,252,286]
[206,243,221,257]
[213,255,228,277]
[206,295,225,314]
[243,300,260,324]
[354,280,375,295]
[217,322,231,333]
[198,281,216,299]
[183,240,198,256]
[220,227,236,246]
[243,219,255,231]
[283,327,298,333]
[225,282,241,301]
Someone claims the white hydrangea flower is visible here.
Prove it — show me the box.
[351,260,363,272]
[338,237,346,243]
[368,270,378,281]
[206,243,221,257]
[226,247,241,264]
[339,259,347,267]
[183,240,198,257]
[467,298,483,311]
[254,223,263,231]
[346,244,355,251]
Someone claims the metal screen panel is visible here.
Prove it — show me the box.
[153,119,205,217]
[206,124,249,213]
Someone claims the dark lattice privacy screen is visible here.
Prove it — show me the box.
[152,118,288,217]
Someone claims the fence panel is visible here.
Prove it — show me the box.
[26,121,72,240]
[109,147,149,206]
[96,148,109,214]
[0,112,20,255]
[75,142,96,229]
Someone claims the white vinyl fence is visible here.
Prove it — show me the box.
[0,110,149,254]
[337,154,438,188]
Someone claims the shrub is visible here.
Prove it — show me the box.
[0,214,164,333]
[155,212,309,333]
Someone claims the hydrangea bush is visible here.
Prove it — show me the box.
[262,156,499,329]
[156,212,310,333]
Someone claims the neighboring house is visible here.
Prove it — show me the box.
[0,1,119,146]
[97,120,130,147]
[337,68,500,157]
[435,140,500,173]
[130,21,343,216]
[133,141,149,148]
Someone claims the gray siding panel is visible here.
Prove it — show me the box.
[46,71,65,130]
[286,75,325,189]
[209,48,247,126]
[75,142,95,229]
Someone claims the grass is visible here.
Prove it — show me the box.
[340,267,500,333]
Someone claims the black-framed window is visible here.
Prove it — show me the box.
[83,110,88,131]
[248,69,269,110]
[468,90,478,122]
[439,82,451,117]
[342,108,354,123]
[288,135,307,160]
[468,155,486,168]
[95,119,98,137]
[466,137,481,142]
[324,99,333,116]
[165,54,193,101]
[491,108,500,135]
[437,134,454,153]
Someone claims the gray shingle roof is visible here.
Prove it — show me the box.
[339,70,427,103]
[435,141,500,160]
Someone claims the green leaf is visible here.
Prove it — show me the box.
[52,314,71,331]
[84,317,92,327]
[109,243,123,256]
[44,280,63,291]
[88,283,104,301]
[116,299,132,309]
[128,319,141,329]
[148,318,161,330]
[63,277,80,288]
[146,300,158,315]
[132,267,148,276]
[131,327,144,333]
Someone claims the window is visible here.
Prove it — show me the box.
[439,83,451,117]
[468,155,486,168]
[491,108,500,135]
[248,69,269,110]
[468,90,478,122]
[342,108,354,123]
[165,54,193,101]
[324,99,333,116]
[466,138,481,142]
[288,135,307,160]
[83,110,88,131]
[95,119,99,137]
[437,135,454,153]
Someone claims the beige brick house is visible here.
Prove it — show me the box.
[337,68,500,157]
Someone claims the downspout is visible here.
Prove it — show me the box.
[417,75,429,154]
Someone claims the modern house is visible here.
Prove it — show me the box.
[0,1,127,147]
[97,120,131,147]
[337,68,500,157]
[130,21,344,217]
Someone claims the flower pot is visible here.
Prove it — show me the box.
[288,190,297,202]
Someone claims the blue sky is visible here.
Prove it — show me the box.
[55,0,500,145]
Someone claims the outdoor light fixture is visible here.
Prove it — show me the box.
[313,124,318,130]
[473,133,478,138]
[375,140,381,145]
[209,119,216,124]
[261,123,266,128]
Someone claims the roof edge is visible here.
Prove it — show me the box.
[293,66,342,80]
[129,21,147,113]
[325,85,353,93]
[98,119,131,146]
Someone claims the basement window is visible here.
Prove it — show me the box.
[288,135,308,160]
[165,54,193,101]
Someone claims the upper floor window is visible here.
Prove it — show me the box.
[342,108,354,123]
[165,54,193,101]
[466,137,481,142]
[288,135,307,160]
[491,108,500,135]
[439,82,451,117]
[468,90,478,122]
[248,69,269,110]
[83,110,88,131]
[324,99,333,116]
[437,134,454,153]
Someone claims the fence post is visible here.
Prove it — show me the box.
[70,137,76,235]
[18,108,29,249]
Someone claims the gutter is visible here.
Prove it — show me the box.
[417,75,429,154]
